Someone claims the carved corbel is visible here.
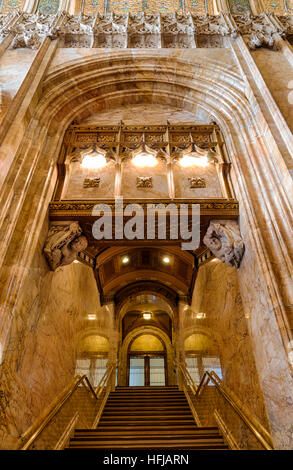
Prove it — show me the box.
[43,221,88,271]
[203,220,245,268]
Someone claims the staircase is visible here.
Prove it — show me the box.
[68,386,228,450]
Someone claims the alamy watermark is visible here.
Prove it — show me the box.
[91,197,200,250]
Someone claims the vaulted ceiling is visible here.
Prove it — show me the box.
[94,245,197,305]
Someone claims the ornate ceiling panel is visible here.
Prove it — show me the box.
[0,0,25,13]
[37,0,60,14]
[263,0,286,14]
[227,0,251,15]
[83,0,104,14]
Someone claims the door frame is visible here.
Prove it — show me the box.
[127,351,168,386]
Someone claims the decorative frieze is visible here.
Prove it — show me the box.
[1,11,292,50]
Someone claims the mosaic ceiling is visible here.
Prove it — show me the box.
[0,0,292,17]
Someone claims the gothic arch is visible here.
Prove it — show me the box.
[1,50,293,447]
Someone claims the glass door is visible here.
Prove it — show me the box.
[150,356,165,386]
[129,356,145,386]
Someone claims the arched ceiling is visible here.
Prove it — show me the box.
[95,245,196,304]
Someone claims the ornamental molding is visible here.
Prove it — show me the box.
[1,11,291,49]
[48,199,239,218]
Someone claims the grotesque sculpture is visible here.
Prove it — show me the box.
[203,220,245,268]
[43,222,88,271]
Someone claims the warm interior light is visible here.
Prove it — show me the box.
[88,314,97,320]
[143,312,152,320]
[162,256,170,264]
[81,150,107,169]
[180,154,209,168]
[73,260,79,264]
[122,255,130,264]
[132,152,158,167]
[194,312,206,319]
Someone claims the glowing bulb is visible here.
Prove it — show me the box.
[162,256,170,264]
[132,152,158,167]
[194,312,206,319]
[88,314,97,320]
[81,152,107,169]
[180,154,209,168]
[143,312,152,320]
[122,256,130,264]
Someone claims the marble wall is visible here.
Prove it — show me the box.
[0,220,113,449]
[184,259,270,429]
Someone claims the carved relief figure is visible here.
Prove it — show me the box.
[136,176,153,188]
[188,177,206,188]
[43,222,88,270]
[203,220,245,268]
[83,177,100,188]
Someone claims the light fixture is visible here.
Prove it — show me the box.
[194,312,206,319]
[87,314,97,320]
[162,256,170,264]
[132,152,158,167]
[180,154,209,168]
[143,312,152,320]
[121,255,130,265]
[73,260,79,264]
[81,145,107,169]
[131,140,158,168]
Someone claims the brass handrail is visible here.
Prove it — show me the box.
[20,365,115,450]
[95,364,115,396]
[176,361,273,450]
[197,371,273,450]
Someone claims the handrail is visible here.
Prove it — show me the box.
[177,361,197,394]
[197,371,273,450]
[20,365,115,450]
[176,361,273,450]
[95,365,114,397]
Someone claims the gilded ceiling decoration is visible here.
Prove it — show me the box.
[227,0,251,14]
[0,0,25,13]
[37,0,60,14]
[263,0,286,13]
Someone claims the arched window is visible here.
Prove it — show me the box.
[37,0,60,14]
[0,0,25,14]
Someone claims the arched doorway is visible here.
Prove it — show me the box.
[127,333,167,387]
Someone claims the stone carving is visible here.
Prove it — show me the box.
[9,12,57,49]
[162,13,195,35]
[83,177,100,188]
[128,13,160,35]
[43,222,88,271]
[277,14,293,35]
[192,13,236,36]
[203,220,245,268]
[3,12,292,50]
[188,177,206,188]
[95,12,128,34]
[136,176,153,188]
[233,12,285,49]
